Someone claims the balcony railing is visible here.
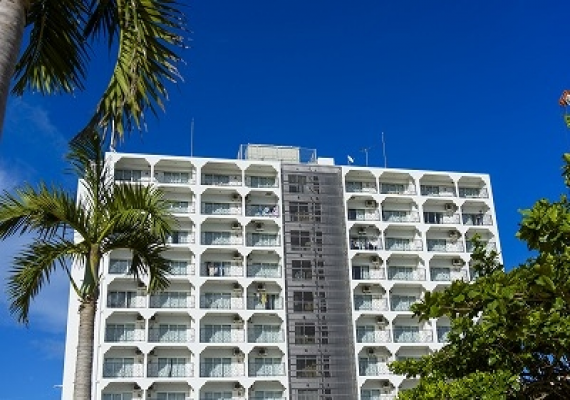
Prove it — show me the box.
[437,326,451,343]
[458,187,489,198]
[248,326,284,343]
[355,328,391,343]
[246,233,280,247]
[147,362,193,377]
[202,263,244,277]
[390,296,420,311]
[248,362,286,376]
[393,328,433,343]
[200,294,244,310]
[167,201,195,214]
[348,209,381,221]
[201,232,243,245]
[353,295,389,311]
[350,237,383,251]
[423,212,461,224]
[382,210,420,223]
[384,238,423,252]
[247,263,281,278]
[167,262,195,276]
[388,266,426,281]
[201,202,242,216]
[200,328,245,343]
[148,327,195,343]
[102,362,144,378]
[345,181,377,193]
[247,295,284,310]
[430,267,468,282]
[114,169,149,183]
[104,327,145,342]
[359,361,391,376]
[155,171,194,184]
[246,204,280,217]
[201,174,242,186]
[149,293,195,308]
[466,241,496,253]
[427,239,464,253]
[199,362,245,377]
[462,213,493,226]
[166,231,194,245]
[420,185,456,197]
[352,265,386,280]
[380,183,416,195]
[106,293,146,308]
[245,176,279,188]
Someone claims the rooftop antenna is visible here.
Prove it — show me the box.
[381,131,387,168]
[360,146,374,167]
[190,118,195,157]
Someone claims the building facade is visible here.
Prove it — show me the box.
[61,144,501,400]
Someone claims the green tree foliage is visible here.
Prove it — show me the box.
[390,155,570,400]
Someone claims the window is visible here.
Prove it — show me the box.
[115,169,142,182]
[201,324,232,342]
[200,357,232,377]
[293,291,314,312]
[296,355,318,377]
[108,259,130,274]
[105,323,135,342]
[290,230,311,250]
[298,389,318,400]
[107,291,137,308]
[201,392,233,400]
[288,174,307,193]
[289,201,310,221]
[292,260,312,280]
[295,322,316,344]
[157,394,186,400]
[103,394,133,400]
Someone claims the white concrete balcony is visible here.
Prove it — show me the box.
[355,328,391,343]
[423,211,461,225]
[358,360,391,376]
[382,210,420,223]
[248,325,285,343]
[166,231,195,245]
[350,237,383,251]
[390,295,420,312]
[114,169,150,183]
[248,361,286,377]
[458,187,489,198]
[106,292,146,309]
[353,294,389,311]
[393,327,433,343]
[147,360,194,378]
[247,295,284,310]
[352,265,386,280]
[430,267,468,282]
[247,263,281,278]
[246,204,280,217]
[149,292,195,309]
[200,361,245,377]
[384,238,423,252]
[167,261,195,277]
[380,182,416,195]
[387,266,426,281]
[202,202,242,216]
[200,326,245,343]
[348,208,381,221]
[345,181,377,193]
[167,200,195,214]
[200,294,244,310]
[104,325,145,342]
[462,213,493,226]
[427,239,464,253]
[201,173,242,186]
[102,360,144,378]
[202,262,244,277]
[245,175,279,188]
[155,171,194,184]
[148,326,195,343]
[420,185,456,197]
[246,233,281,247]
[201,232,243,246]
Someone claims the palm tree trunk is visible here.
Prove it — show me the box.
[73,296,97,400]
[0,0,25,135]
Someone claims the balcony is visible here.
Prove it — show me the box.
[359,360,391,376]
[382,210,420,223]
[393,327,433,343]
[427,239,464,253]
[420,185,456,197]
[107,292,145,309]
[201,232,243,246]
[345,181,377,193]
[249,361,286,377]
[167,261,195,276]
[437,326,451,343]
[385,238,423,252]
[390,295,420,312]
[247,263,281,278]
[355,327,391,343]
[361,390,397,400]
[423,212,460,225]
[350,237,383,251]
[148,326,195,343]
[167,200,195,214]
[202,262,244,277]
[105,325,145,342]
[353,294,389,311]
[352,265,386,280]
[102,360,144,378]
[248,325,284,343]
[466,241,496,253]
[459,187,488,198]
[108,259,130,275]
[155,171,193,184]
[201,202,242,216]
[462,213,493,226]
[250,393,286,400]
[348,208,381,221]
[246,204,279,217]
[200,293,244,310]
[430,267,468,282]
[200,360,244,377]
[380,183,416,195]
[247,295,284,310]
[200,326,245,343]
[246,233,280,247]
[147,360,193,377]
[388,266,426,281]
[245,175,278,188]
[166,231,194,245]
[114,169,149,183]
[202,173,242,186]
[149,292,195,309]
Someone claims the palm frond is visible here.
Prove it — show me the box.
[89,0,186,139]
[11,0,89,95]
[84,0,119,47]
[7,239,81,324]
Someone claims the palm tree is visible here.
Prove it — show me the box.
[0,0,186,142]
[0,131,175,399]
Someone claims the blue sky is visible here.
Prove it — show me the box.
[1,1,569,398]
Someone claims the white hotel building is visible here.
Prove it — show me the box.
[62,144,500,400]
